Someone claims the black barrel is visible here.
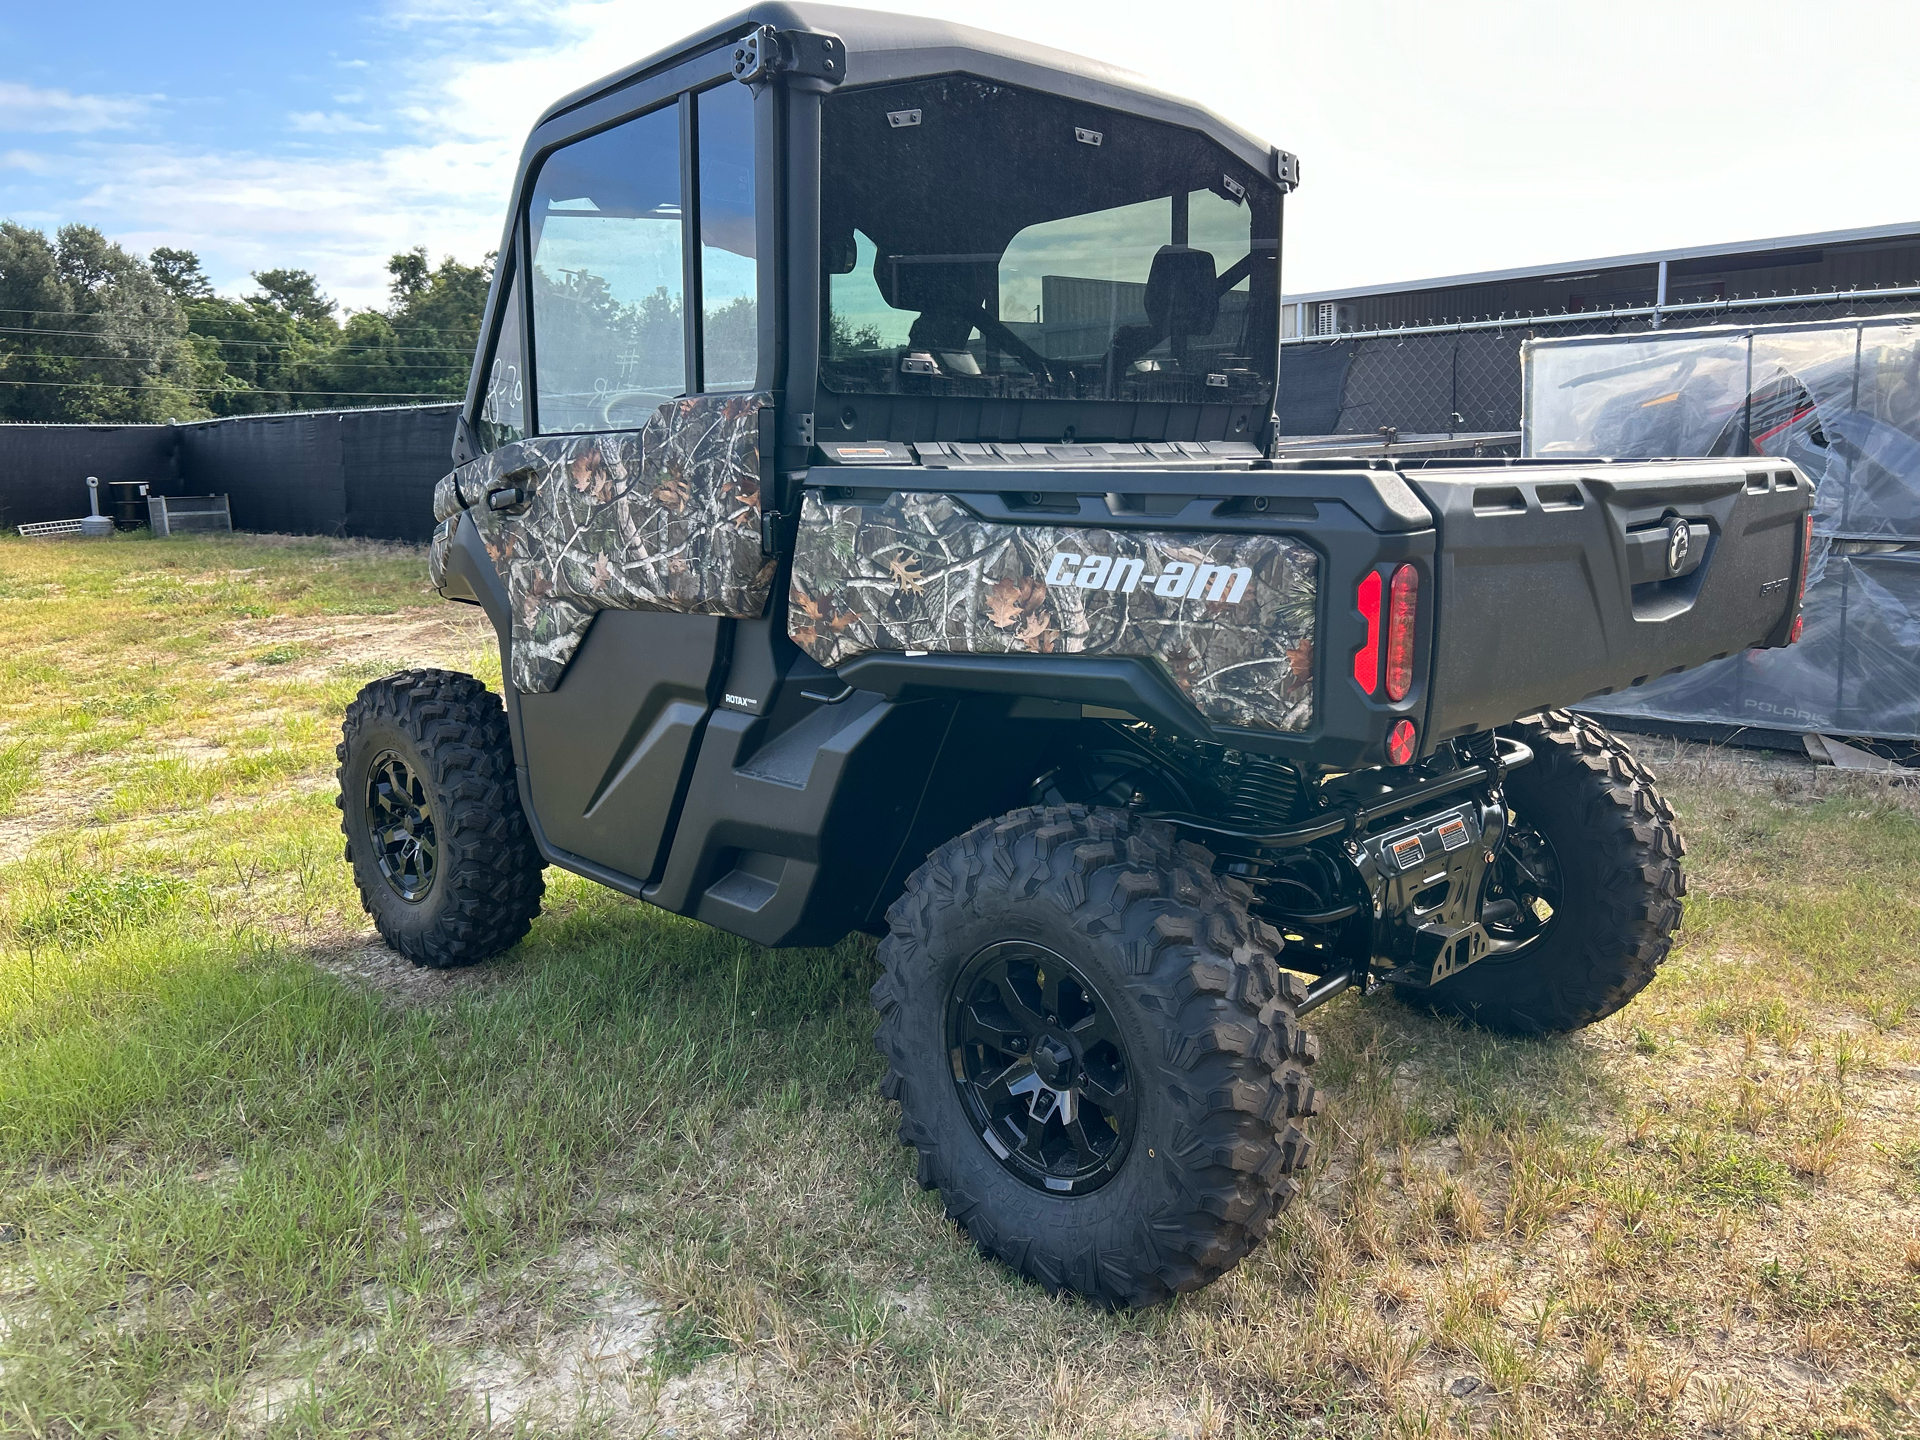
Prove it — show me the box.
[108,480,149,530]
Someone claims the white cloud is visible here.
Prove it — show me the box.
[60,136,516,307]
[22,0,1920,310]
[372,0,1920,299]
[288,110,383,134]
[1,148,55,174]
[0,81,151,134]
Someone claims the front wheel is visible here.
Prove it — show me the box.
[336,669,545,968]
[1406,710,1686,1034]
[873,805,1320,1308]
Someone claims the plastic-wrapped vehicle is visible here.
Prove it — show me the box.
[336,4,1814,1307]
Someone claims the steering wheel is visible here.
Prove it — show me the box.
[594,389,677,431]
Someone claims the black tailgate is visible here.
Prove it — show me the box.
[1402,460,1810,741]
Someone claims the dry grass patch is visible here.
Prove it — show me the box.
[3,534,1920,1437]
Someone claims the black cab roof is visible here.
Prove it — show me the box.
[537,3,1283,182]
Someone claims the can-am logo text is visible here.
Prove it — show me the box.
[1042,551,1252,603]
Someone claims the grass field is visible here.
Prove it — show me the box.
[3,531,1920,1439]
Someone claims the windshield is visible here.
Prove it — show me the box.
[820,77,1278,407]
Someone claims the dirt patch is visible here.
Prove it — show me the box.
[445,1238,761,1436]
[307,934,520,1006]
[0,790,113,869]
[225,607,495,682]
[0,750,117,867]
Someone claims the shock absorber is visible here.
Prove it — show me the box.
[1457,730,1498,766]
[1227,754,1306,827]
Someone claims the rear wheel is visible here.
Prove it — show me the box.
[337,669,544,968]
[1405,710,1685,1034]
[873,805,1320,1308]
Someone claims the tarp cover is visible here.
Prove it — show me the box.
[180,405,457,542]
[1524,314,1920,738]
[0,405,458,542]
[0,424,179,529]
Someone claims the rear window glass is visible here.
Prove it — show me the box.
[821,77,1278,407]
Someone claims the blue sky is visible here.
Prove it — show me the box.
[0,1,571,309]
[4,1,1918,314]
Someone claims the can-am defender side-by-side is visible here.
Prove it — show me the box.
[336,5,1813,1307]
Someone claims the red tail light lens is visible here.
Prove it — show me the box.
[1789,513,1812,644]
[1353,570,1382,693]
[1384,564,1418,701]
[1387,719,1417,766]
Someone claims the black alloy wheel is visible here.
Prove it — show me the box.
[873,804,1321,1308]
[947,941,1137,1196]
[365,750,438,902]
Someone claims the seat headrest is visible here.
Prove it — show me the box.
[1146,246,1219,338]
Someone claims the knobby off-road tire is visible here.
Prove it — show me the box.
[1408,709,1686,1034]
[336,669,544,968]
[873,804,1320,1308]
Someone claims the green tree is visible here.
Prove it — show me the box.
[307,250,490,407]
[149,247,213,301]
[1,229,494,418]
[0,223,201,422]
[386,246,431,305]
[250,269,336,325]
[168,267,342,416]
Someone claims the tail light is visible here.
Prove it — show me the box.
[1353,570,1382,692]
[1384,564,1418,701]
[1387,719,1417,766]
[1789,514,1812,644]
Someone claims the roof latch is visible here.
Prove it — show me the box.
[731,25,846,86]
[1270,148,1301,192]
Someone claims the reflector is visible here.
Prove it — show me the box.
[1353,570,1382,693]
[1387,718,1416,766]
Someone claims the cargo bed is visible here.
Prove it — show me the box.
[792,452,1810,769]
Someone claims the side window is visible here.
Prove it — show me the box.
[529,105,684,433]
[476,266,525,451]
[695,84,758,391]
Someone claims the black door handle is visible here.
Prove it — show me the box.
[485,464,539,513]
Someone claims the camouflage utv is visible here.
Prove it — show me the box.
[338,4,1813,1306]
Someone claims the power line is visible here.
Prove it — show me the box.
[0,324,479,354]
[1,349,472,372]
[0,307,489,343]
[0,378,458,399]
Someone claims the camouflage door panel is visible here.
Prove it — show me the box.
[432,393,774,693]
[790,491,1318,733]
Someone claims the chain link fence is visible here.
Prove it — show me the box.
[1278,286,1920,439]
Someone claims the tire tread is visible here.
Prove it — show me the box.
[873,803,1318,1308]
[336,668,543,969]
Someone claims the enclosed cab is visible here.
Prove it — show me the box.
[340,4,1810,1308]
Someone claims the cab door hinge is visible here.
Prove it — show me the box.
[761,471,810,558]
[731,26,846,86]
[784,411,815,448]
[1270,148,1301,192]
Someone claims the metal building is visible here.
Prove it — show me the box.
[1276,221,1920,440]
